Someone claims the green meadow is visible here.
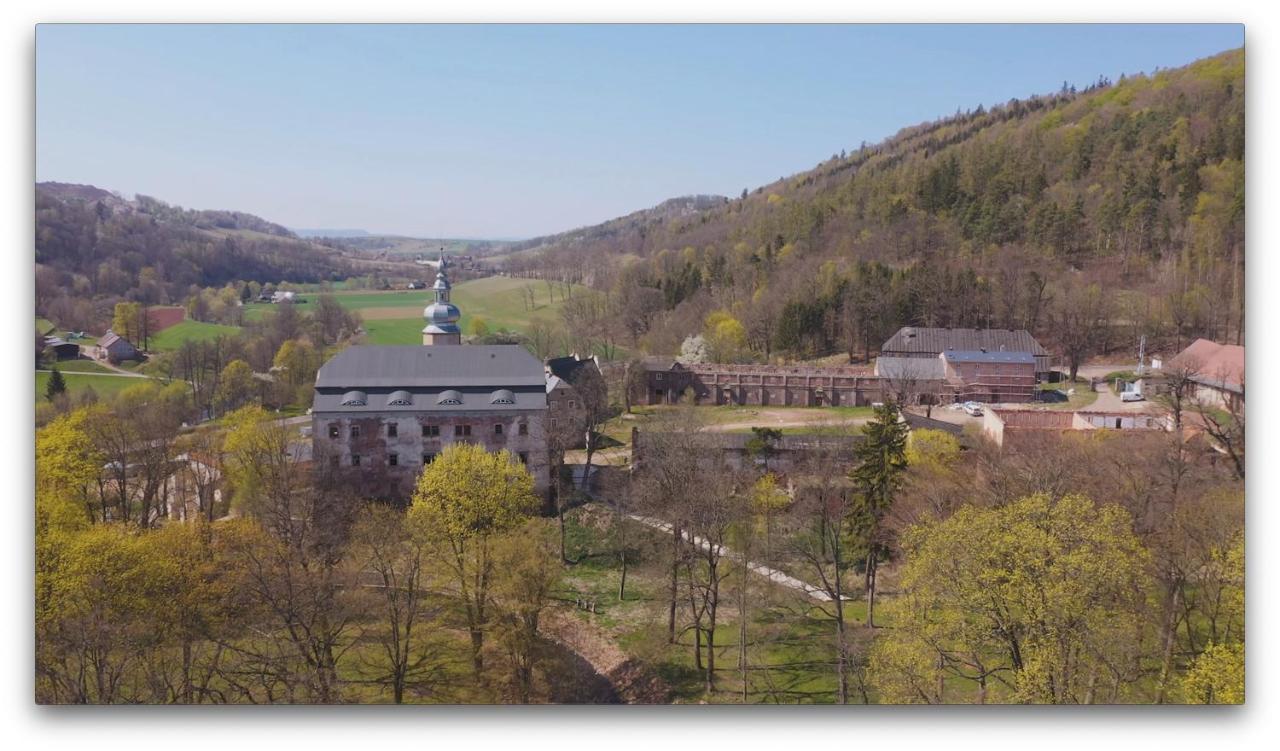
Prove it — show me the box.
[36,371,151,402]
[148,319,243,351]
[243,276,590,345]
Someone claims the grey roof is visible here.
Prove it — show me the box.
[874,356,945,380]
[314,345,547,389]
[547,353,600,382]
[545,375,565,393]
[882,327,1048,358]
[313,386,546,414]
[942,350,1036,364]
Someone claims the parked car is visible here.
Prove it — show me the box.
[1121,390,1145,402]
[963,401,984,417]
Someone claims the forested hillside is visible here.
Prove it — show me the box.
[35,184,368,332]
[509,49,1244,363]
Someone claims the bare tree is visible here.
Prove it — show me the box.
[350,505,446,704]
[1053,282,1112,382]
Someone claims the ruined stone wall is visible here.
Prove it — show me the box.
[634,363,888,407]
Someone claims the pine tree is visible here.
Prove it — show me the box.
[45,366,67,402]
[849,401,909,627]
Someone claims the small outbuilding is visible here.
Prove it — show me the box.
[98,330,140,364]
[43,336,81,361]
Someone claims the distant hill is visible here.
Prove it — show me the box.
[508,194,729,256]
[505,49,1245,358]
[322,234,517,258]
[294,228,371,238]
[35,183,416,327]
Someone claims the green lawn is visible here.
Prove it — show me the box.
[36,371,150,402]
[147,319,242,351]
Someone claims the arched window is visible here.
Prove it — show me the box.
[437,389,463,406]
[490,389,515,405]
[340,390,367,407]
[387,390,413,407]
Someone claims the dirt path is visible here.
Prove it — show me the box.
[541,608,671,704]
[78,346,149,377]
[626,513,835,602]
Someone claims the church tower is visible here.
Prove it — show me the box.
[422,253,462,345]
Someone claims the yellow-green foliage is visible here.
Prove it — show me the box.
[35,408,99,535]
[220,406,292,512]
[904,428,960,472]
[409,442,538,540]
[703,309,749,363]
[1181,642,1244,704]
[869,493,1152,704]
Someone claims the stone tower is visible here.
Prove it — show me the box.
[422,253,462,346]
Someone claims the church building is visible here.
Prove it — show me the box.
[310,256,551,501]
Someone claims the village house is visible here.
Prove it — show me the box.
[97,330,140,364]
[1165,338,1245,411]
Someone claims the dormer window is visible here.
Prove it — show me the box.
[387,390,413,407]
[490,389,515,405]
[437,390,463,406]
[340,390,367,407]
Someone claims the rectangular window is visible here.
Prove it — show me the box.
[551,418,558,429]
[494,423,503,435]
[655,373,664,381]
[387,423,398,438]
[422,424,439,437]
[568,400,576,409]
[518,423,528,436]
[518,452,528,465]
[389,453,399,467]
[351,454,361,467]
[423,453,436,465]
[455,424,472,437]
[351,425,361,439]
[328,424,339,439]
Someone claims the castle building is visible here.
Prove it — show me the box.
[311,256,551,501]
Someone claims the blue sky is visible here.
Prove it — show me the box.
[36,24,1243,239]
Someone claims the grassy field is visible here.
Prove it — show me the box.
[49,359,115,374]
[36,371,150,402]
[147,319,243,351]
[243,276,591,345]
